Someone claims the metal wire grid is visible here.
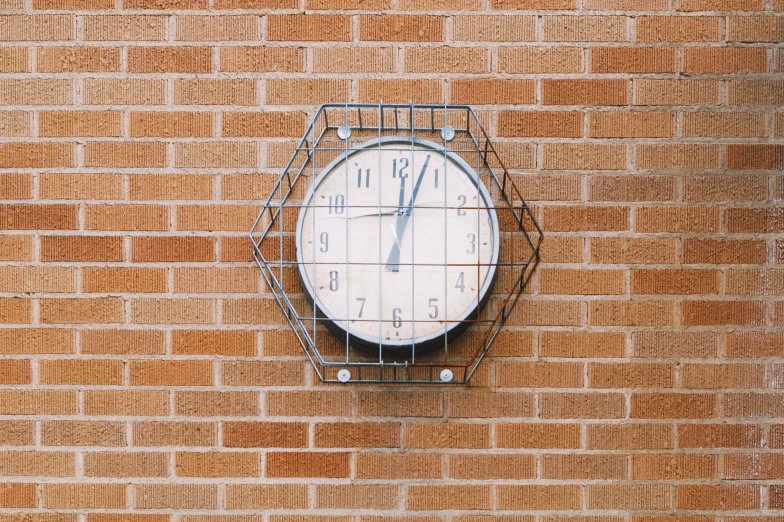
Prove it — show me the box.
[250,102,542,384]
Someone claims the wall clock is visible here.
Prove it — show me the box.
[250,102,541,384]
[295,137,500,357]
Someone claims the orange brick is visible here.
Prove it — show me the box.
[728,80,784,105]
[448,392,533,418]
[0,483,36,508]
[497,361,583,388]
[591,47,676,73]
[0,266,75,293]
[543,79,628,105]
[496,423,581,449]
[726,332,784,357]
[267,79,350,105]
[176,391,257,417]
[0,47,29,73]
[683,112,765,138]
[497,485,581,510]
[682,363,764,389]
[268,15,351,41]
[0,390,76,414]
[499,46,582,73]
[316,484,399,510]
[222,112,304,137]
[407,485,491,511]
[405,47,488,73]
[213,0,293,7]
[0,451,73,476]
[176,15,258,41]
[174,267,257,293]
[685,176,767,203]
[0,328,75,355]
[356,391,441,417]
[544,143,626,170]
[42,420,125,446]
[41,235,122,262]
[135,484,217,509]
[493,0,576,7]
[313,47,395,73]
[632,393,716,418]
[0,15,74,41]
[0,236,31,261]
[176,451,258,477]
[0,79,72,105]
[133,421,216,446]
[636,16,721,41]
[355,452,442,479]
[728,144,784,170]
[40,298,123,324]
[723,454,784,479]
[635,206,720,232]
[85,204,168,231]
[266,452,349,478]
[222,422,306,448]
[83,79,166,105]
[540,268,625,295]
[128,46,211,73]
[175,142,258,168]
[40,359,123,385]
[0,143,73,168]
[635,79,720,105]
[544,16,627,41]
[632,269,718,294]
[637,144,721,169]
[132,237,215,262]
[82,329,165,354]
[683,47,768,73]
[83,15,168,41]
[676,485,760,510]
[544,206,629,231]
[591,300,674,326]
[175,79,257,105]
[679,0,761,8]
[589,175,675,202]
[405,423,489,449]
[727,208,783,233]
[591,237,677,264]
[220,46,304,72]
[590,362,674,388]
[589,111,674,138]
[728,16,784,42]
[0,359,31,384]
[724,392,784,417]
[540,331,625,358]
[222,361,304,386]
[542,453,627,479]
[452,15,536,42]
[130,112,212,138]
[588,484,671,510]
[308,0,390,8]
[132,298,214,324]
[682,300,764,326]
[634,331,718,358]
[498,111,582,138]
[176,205,257,232]
[358,79,443,104]
[40,111,121,138]
[170,330,255,357]
[0,298,31,324]
[130,174,212,201]
[34,0,113,7]
[37,47,120,73]
[225,484,307,509]
[587,423,674,449]
[0,174,32,200]
[633,454,717,479]
[360,15,443,42]
[541,392,626,418]
[43,484,125,509]
[449,454,533,480]
[85,143,166,169]
[130,360,212,386]
[727,269,784,295]
[315,423,399,448]
[85,452,168,477]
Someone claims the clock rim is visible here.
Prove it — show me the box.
[294,136,500,357]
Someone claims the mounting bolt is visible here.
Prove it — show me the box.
[440,369,454,382]
[337,125,351,140]
[337,369,351,382]
[441,125,455,142]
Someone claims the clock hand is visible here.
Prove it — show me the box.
[347,201,447,220]
[385,154,431,272]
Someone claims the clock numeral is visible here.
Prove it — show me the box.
[356,297,366,318]
[357,168,370,188]
[392,157,409,179]
[434,168,438,188]
[392,308,402,328]
[467,233,476,254]
[328,271,339,291]
[455,272,465,292]
[319,232,328,253]
[457,194,467,216]
[328,195,345,214]
[428,298,439,319]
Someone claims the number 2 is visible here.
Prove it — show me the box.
[457,195,467,216]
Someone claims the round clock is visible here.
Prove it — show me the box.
[295,137,499,357]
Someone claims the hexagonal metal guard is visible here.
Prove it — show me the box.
[250,102,542,384]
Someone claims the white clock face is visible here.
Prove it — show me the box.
[296,138,499,355]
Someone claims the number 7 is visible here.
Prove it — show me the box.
[356,297,366,318]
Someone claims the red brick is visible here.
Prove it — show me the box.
[544,16,627,41]
[266,452,349,478]
[315,423,399,448]
[316,484,399,510]
[543,453,627,479]
[545,206,629,231]
[682,300,764,326]
[128,47,211,73]
[267,15,351,41]
[360,15,443,42]
[499,46,581,72]
[40,359,122,385]
[587,423,674,449]
[591,237,677,264]
[632,393,716,418]
[632,269,718,294]
[589,111,674,137]
[41,236,123,262]
[40,298,123,324]
[497,362,583,388]
[676,485,760,510]
[405,423,489,449]
[636,16,721,42]
[84,143,167,168]
[176,391,257,417]
[85,452,168,477]
[133,421,216,446]
[588,484,671,510]
[590,362,674,388]
[407,485,491,511]
[726,332,784,357]
[498,111,582,138]
[544,143,626,170]
[634,331,717,358]
[0,360,31,384]
[727,208,784,233]
[221,47,303,72]
[176,451,258,477]
[449,454,535,479]
[635,79,720,105]
[635,207,720,232]
[633,454,717,479]
[728,16,784,42]
[130,360,212,386]
[678,423,764,448]
[728,145,784,170]
[355,452,442,479]
[728,80,784,105]
[448,392,533,418]
[225,484,307,509]
[132,237,215,262]
[591,47,676,73]
[0,144,74,169]
[683,47,768,73]
[683,112,766,138]
[540,268,625,295]
[497,485,581,510]
[0,483,36,508]
[543,79,628,105]
[589,175,676,201]
[590,301,675,326]
[496,423,581,448]
[541,392,626,418]
[223,422,306,448]
[451,79,535,105]
[453,15,536,41]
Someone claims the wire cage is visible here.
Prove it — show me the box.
[249,102,542,384]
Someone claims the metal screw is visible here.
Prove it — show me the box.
[440,369,454,382]
[337,125,351,140]
[337,369,351,382]
[441,125,455,142]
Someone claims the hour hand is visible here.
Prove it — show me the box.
[385,154,430,271]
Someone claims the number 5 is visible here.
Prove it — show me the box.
[428,298,438,319]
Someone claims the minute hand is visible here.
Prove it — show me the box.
[385,154,430,272]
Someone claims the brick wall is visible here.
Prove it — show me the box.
[0,0,783,520]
